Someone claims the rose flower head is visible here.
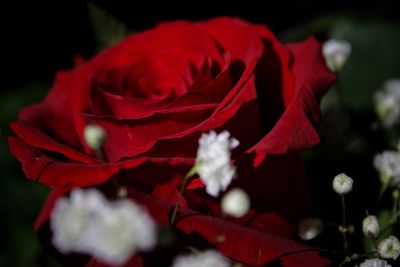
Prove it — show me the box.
[9,17,335,267]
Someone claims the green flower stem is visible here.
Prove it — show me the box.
[216,214,227,246]
[392,190,399,223]
[170,164,198,226]
[185,245,201,254]
[341,195,349,254]
[94,147,105,162]
[377,176,390,207]
[335,76,344,107]
[93,146,126,198]
[337,252,378,267]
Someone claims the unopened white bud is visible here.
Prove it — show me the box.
[378,235,400,260]
[221,188,250,218]
[362,215,380,238]
[298,218,323,240]
[333,173,353,194]
[322,39,351,72]
[84,124,107,150]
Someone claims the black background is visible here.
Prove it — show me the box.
[1,0,398,92]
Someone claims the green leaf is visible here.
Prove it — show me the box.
[88,2,130,51]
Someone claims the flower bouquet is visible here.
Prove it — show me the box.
[6,6,400,267]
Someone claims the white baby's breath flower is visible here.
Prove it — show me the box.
[50,189,108,253]
[84,124,107,150]
[298,218,323,241]
[378,235,400,260]
[359,258,391,267]
[196,130,239,197]
[374,151,400,186]
[332,173,353,195]
[322,39,351,72]
[362,215,380,239]
[172,250,230,267]
[221,188,250,218]
[374,79,400,128]
[51,189,157,266]
[85,199,157,266]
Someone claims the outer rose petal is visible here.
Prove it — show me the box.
[10,121,96,164]
[249,37,336,166]
[8,137,121,187]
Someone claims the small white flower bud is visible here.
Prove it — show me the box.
[322,39,351,72]
[359,258,391,267]
[84,124,107,150]
[362,215,380,238]
[332,173,353,194]
[221,188,250,218]
[298,218,323,240]
[378,235,400,260]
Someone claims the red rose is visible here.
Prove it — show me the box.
[9,17,335,266]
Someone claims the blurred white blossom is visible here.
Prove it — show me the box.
[362,215,380,238]
[172,250,230,267]
[298,218,323,241]
[359,258,391,267]
[84,124,107,150]
[322,39,351,72]
[374,79,400,128]
[378,235,400,260]
[221,188,250,218]
[51,189,108,253]
[84,199,157,265]
[332,173,353,195]
[51,189,156,266]
[196,130,239,197]
[374,151,400,186]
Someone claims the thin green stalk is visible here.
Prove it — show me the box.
[391,190,399,223]
[341,195,349,253]
[94,147,105,161]
[376,180,389,208]
[170,165,198,226]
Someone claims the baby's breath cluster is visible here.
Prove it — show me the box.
[51,189,156,265]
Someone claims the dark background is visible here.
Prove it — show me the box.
[1,1,400,266]
[1,0,399,92]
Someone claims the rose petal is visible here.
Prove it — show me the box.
[87,105,214,162]
[91,60,231,120]
[249,37,336,166]
[235,153,310,218]
[90,20,225,72]
[10,121,97,164]
[9,137,121,187]
[43,69,91,153]
[128,189,329,267]
[134,76,260,160]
